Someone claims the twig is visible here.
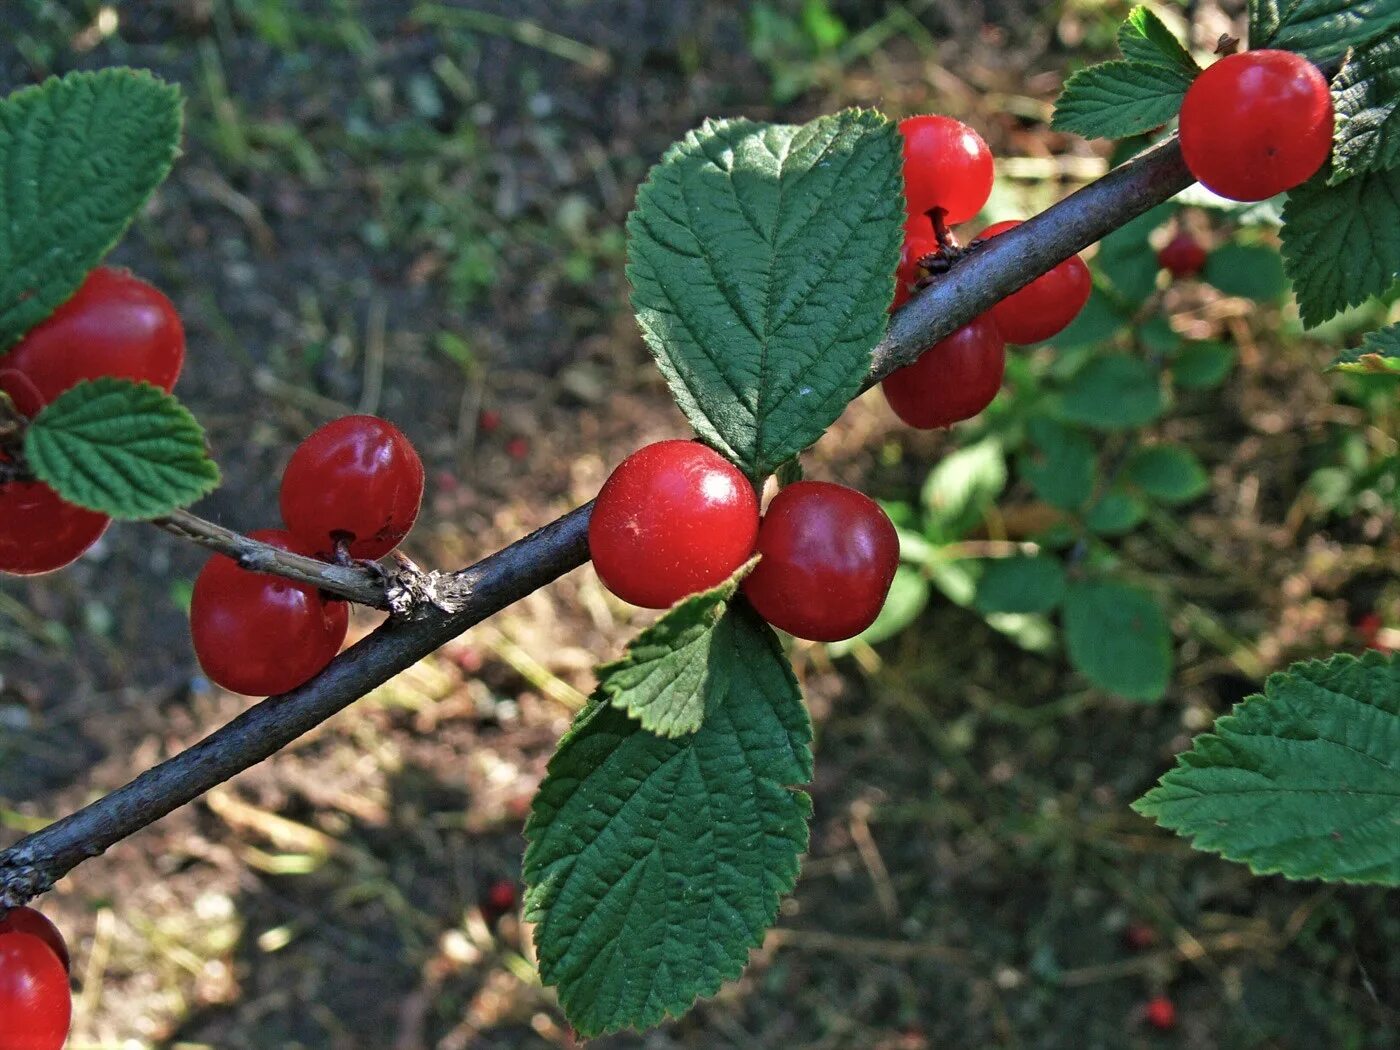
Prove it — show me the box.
[0,136,1195,907]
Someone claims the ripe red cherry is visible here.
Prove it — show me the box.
[1157,232,1208,278]
[589,439,759,610]
[0,472,110,576]
[978,220,1092,343]
[190,529,349,696]
[899,115,994,226]
[742,481,899,642]
[1179,50,1333,202]
[0,266,185,418]
[881,315,1005,429]
[1144,995,1177,1031]
[892,232,942,311]
[280,415,425,560]
[0,930,71,1050]
[0,909,70,972]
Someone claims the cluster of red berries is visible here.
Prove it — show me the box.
[884,115,1093,430]
[589,440,898,642]
[0,906,72,1050]
[0,267,186,575]
[190,413,425,697]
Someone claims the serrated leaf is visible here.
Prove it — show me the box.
[1171,340,1237,388]
[1134,651,1400,885]
[828,564,929,654]
[974,556,1066,615]
[1331,33,1400,183]
[23,378,219,519]
[1250,0,1283,48]
[1051,61,1189,140]
[1330,323,1400,373]
[1117,7,1199,80]
[1280,168,1400,328]
[920,436,1007,541]
[524,602,811,1036]
[1063,578,1172,701]
[627,111,902,480]
[1059,355,1165,429]
[1022,417,1096,511]
[1126,444,1209,505]
[598,561,755,737]
[0,69,182,352]
[1086,489,1148,535]
[1202,244,1288,302]
[1266,0,1400,60]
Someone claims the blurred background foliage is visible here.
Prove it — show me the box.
[0,1,1395,1047]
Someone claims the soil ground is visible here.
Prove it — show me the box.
[1,2,1397,1048]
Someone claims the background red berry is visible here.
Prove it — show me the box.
[484,879,519,918]
[742,481,899,642]
[0,908,70,972]
[1144,995,1177,1031]
[0,266,185,418]
[280,415,425,560]
[979,220,1092,343]
[0,930,71,1050]
[881,315,1005,429]
[0,472,110,576]
[190,529,350,696]
[1158,231,1208,278]
[589,439,759,609]
[899,114,994,226]
[1179,50,1333,202]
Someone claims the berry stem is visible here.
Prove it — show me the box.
[0,134,1196,909]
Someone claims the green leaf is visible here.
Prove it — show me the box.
[1063,578,1172,701]
[1331,33,1400,183]
[1022,418,1096,511]
[1171,340,1237,388]
[1250,0,1283,48]
[1097,202,1174,305]
[828,565,929,654]
[1054,286,1130,348]
[1117,7,1199,80]
[1280,168,1400,328]
[524,602,811,1036]
[22,378,219,519]
[1086,489,1148,535]
[1134,651,1400,885]
[1138,314,1182,355]
[920,436,1007,541]
[1059,355,1165,429]
[598,562,754,738]
[1202,244,1288,301]
[974,556,1066,615]
[1050,61,1189,140]
[1265,0,1400,60]
[1126,444,1209,505]
[0,69,183,352]
[627,111,902,480]
[1329,322,1400,373]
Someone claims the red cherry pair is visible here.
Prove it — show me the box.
[0,906,72,1050]
[189,414,425,697]
[589,441,898,642]
[1,266,185,576]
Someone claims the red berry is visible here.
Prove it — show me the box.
[881,315,1005,429]
[190,529,349,696]
[280,415,425,560]
[1157,232,1208,278]
[1179,50,1332,202]
[742,481,899,642]
[1144,995,1177,1031]
[0,909,70,972]
[899,115,994,226]
[0,930,71,1050]
[0,471,110,576]
[893,232,942,311]
[1122,922,1157,952]
[479,408,502,433]
[589,440,759,609]
[485,880,518,915]
[0,266,185,418]
[979,221,1092,343]
[505,436,530,461]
